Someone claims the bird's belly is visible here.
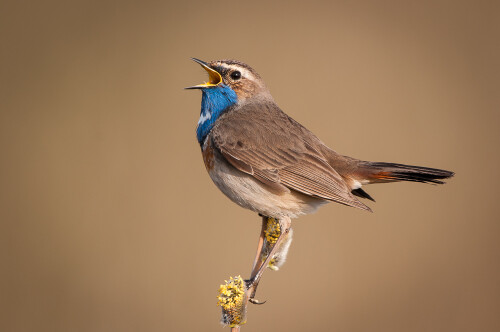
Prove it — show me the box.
[204,145,327,219]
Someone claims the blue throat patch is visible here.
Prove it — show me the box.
[196,84,238,145]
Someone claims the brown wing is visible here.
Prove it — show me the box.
[210,101,371,211]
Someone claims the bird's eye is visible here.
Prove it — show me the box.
[230,71,241,80]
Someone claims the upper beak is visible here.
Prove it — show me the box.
[185,58,223,89]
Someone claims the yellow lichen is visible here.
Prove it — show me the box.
[264,217,281,244]
[260,222,294,271]
[217,275,247,327]
[268,257,278,270]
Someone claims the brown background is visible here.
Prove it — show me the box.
[1,1,499,331]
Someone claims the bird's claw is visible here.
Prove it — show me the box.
[249,298,266,305]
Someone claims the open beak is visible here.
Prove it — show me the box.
[185,58,223,89]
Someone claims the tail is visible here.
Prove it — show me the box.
[361,162,454,185]
[350,161,454,201]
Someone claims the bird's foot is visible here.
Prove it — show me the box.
[243,278,266,305]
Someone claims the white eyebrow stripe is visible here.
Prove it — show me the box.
[218,64,253,79]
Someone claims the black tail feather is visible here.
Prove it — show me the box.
[366,162,454,184]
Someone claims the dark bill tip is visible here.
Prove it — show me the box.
[191,57,209,67]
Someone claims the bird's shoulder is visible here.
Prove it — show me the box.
[212,100,318,151]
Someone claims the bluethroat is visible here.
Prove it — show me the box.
[187,58,454,304]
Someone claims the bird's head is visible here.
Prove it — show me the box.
[187,58,272,145]
[186,58,271,102]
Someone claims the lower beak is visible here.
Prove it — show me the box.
[185,58,223,89]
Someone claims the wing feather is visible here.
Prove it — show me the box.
[210,102,371,211]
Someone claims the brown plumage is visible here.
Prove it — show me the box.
[189,58,454,217]
[211,99,372,211]
[189,58,454,312]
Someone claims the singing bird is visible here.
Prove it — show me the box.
[187,58,453,289]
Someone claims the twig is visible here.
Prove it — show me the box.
[218,216,293,330]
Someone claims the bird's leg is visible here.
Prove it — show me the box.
[245,216,292,303]
[249,216,268,278]
[244,216,268,305]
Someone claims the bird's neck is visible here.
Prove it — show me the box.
[196,85,238,145]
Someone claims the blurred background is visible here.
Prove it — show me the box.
[1,0,499,331]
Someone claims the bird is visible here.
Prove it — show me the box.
[186,58,454,300]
